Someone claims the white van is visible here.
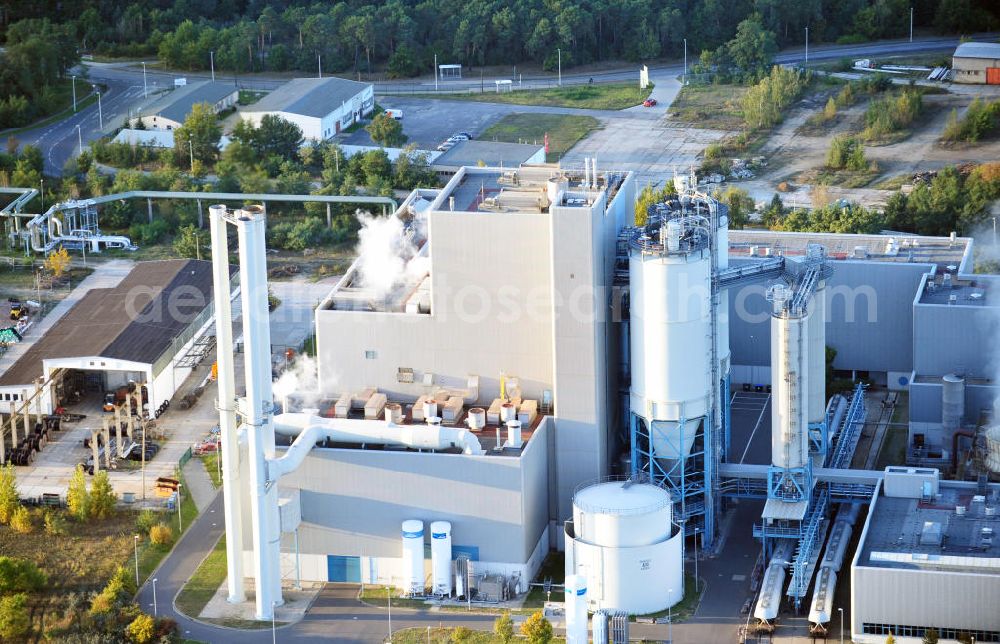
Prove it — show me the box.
[384,109,403,120]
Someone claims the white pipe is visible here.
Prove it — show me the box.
[210,204,246,604]
[235,207,283,619]
[270,413,485,481]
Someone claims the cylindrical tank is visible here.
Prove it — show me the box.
[500,402,516,423]
[808,566,837,626]
[629,233,712,436]
[754,562,786,622]
[942,374,965,432]
[771,310,810,470]
[547,177,569,205]
[401,520,424,594]
[385,403,403,424]
[430,521,453,596]
[506,420,523,448]
[807,281,827,425]
[592,611,609,644]
[564,574,589,644]
[423,399,439,421]
[567,480,682,614]
[467,408,485,429]
[984,426,1000,474]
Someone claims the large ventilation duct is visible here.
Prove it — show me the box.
[942,373,965,433]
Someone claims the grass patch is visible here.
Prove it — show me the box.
[670,83,749,130]
[238,90,267,106]
[874,424,908,470]
[359,585,429,609]
[137,470,200,582]
[523,552,564,608]
[480,113,600,162]
[401,82,652,111]
[809,167,882,189]
[391,627,544,644]
[204,617,286,629]
[872,173,912,190]
[176,534,227,618]
[200,453,221,488]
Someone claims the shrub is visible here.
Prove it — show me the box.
[127,613,156,643]
[44,509,69,535]
[827,135,867,171]
[494,611,515,644]
[9,506,33,533]
[0,464,18,524]
[67,465,90,521]
[520,610,553,644]
[150,523,175,546]
[89,470,117,519]
[136,509,159,535]
[90,565,136,615]
[0,556,47,593]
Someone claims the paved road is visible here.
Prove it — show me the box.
[6,33,992,179]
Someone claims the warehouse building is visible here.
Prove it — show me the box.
[431,141,545,178]
[0,259,222,415]
[952,42,1000,85]
[850,467,1000,643]
[259,162,635,588]
[133,81,239,130]
[240,77,374,140]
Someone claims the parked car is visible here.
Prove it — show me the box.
[436,141,455,152]
[384,109,404,120]
[456,131,474,139]
[448,134,470,142]
[642,98,658,107]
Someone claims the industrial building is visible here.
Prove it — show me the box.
[208,163,1000,630]
[851,467,1000,643]
[133,81,239,130]
[430,141,545,177]
[0,259,219,416]
[240,77,374,140]
[952,42,1000,84]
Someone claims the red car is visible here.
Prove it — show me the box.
[643,98,658,107]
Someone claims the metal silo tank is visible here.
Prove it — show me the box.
[628,240,712,458]
[771,307,810,470]
[430,521,453,596]
[564,574,589,644]
[400,520,424,594]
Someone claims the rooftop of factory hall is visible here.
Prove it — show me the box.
[859,480,1000,573]
[729,230,972,271]
[917,271,1000,307]
[428,163,626,214]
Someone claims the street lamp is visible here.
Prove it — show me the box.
[805,27,809,64]
[838,606,844,644]
[39,178,44,211]
[152,578,158,617]
[387,586,392,642]
[71,75,77,112]
[557,48,562,86]
[683,38,688,85]
[133,535,140,587]
[76,124,83,156]
[176,483,183,532]
[210,50,215,82]
[94,86,103,130]
[142,62,148,98]
[271,600,277,644]
[188,135,195,171]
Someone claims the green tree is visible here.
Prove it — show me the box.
[173,224,206,259]
[0,464,18,524]
[520,610,553,644]
[66,465,90,521]
[9,506,33,533]
[360,149,392,186]
[255,114,304,159]
[366,112,406,147]
[715,186,755,229]
[173,103,222,168]
[494,611,515,644]
[89,470,117,519]
[725,13,777,77]
[0,593,29,640]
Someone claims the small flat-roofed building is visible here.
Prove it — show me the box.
[952,42,1000,84]
[0,259,225,415]
[134,81,239,130]
[240,77,374,140]
[851,467,1000,642]
[431,140,545,178]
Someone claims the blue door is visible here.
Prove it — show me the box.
[327,555,362,582]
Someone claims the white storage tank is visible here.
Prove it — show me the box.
[770,287,810,470]
[565,480,683,614]
[564,574,588,644]
[430,521,453,596]
[942,374,965,432]
[401,520,424,594]
[629,223,712,459]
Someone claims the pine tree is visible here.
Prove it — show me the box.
[89,470,117,519]
[66,466,90,521]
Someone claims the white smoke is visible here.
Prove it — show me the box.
[353,210,427,299]
[970,222,1000,419]
[273,354,336,411]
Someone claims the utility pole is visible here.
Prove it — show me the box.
[387,587,392,642]
[95,88,103,130]
[39,178,43,211]
[133,535,140,587]
[142,62,148,98]
[910,7,914,43]
[434,53,438,91]
[683,38,688,84]
[557,48,562,86]
[71,75,77,112]
[318,54,322,79]
[189,135,195,170]
[805,27,809,64]
[210,51,216,81]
